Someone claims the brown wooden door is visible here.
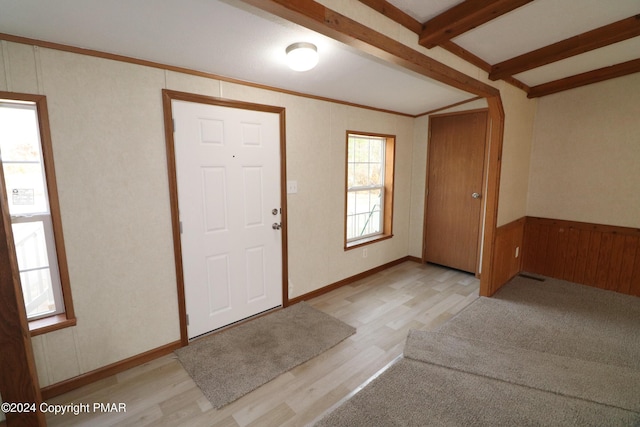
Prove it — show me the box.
[424,110,488,273]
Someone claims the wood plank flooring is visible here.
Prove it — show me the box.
[45,261,479,427]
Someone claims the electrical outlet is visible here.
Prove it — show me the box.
[363,248,368,258]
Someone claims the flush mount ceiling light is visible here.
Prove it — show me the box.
[286,42,318,72]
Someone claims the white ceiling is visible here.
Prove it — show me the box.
[515,37,640,86]
[1,0,638,114]
[386,0,460,22]
[0,0,475,116]
[388,0,640,88]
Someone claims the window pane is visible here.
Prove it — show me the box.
[0,98,69,322]
[347,135,384,189]
[354,163,370,186]
[347,162,356,188]
[346,188,382,239]
[369,140,382,162]
[0,104,41,162]
[346,133,387,241]
[370,163,382,186]
[3,163,48,215]
[0,103,49,216]
[20,268,56,318]
[354,139,368,162]
[346,132,393,246]
[12,221,50,271]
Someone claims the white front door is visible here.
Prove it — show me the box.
[172,100,283,339]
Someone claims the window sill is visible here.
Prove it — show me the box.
[29,314,76,337]
[345,233,392,250]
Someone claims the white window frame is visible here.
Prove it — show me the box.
[0,93,75,332]
[11,214,65,319]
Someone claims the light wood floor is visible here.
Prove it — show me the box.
[45,261,479,427]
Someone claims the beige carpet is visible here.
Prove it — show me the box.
[437,274,640,369]
[316,275,640,426]
[176,302,355,409]
[405,330,640,412]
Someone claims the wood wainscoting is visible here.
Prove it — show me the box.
[523,217,640,296]
[490,217,526,295]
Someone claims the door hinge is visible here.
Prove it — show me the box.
[172,118,176,133]
[180,221,183,234]
[186,314,189,325]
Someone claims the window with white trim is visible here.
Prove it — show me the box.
[345,132,395,248]
[0,95,74,327]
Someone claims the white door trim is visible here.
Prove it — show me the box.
[162,89,288,346]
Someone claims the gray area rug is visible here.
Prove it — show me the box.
[316,275,640,426]
[176,302,355,409]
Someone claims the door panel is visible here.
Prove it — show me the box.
[243,167,264,226]
[173,100,283,338]
[202,167,227,232]
[245,246,266,301]
[207,254,231,314]
[425,110,488,273]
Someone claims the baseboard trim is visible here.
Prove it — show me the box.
[41,340,182,399]
[406,255,422,263]
[288,256,419,305]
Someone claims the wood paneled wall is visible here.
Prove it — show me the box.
[490,217,525,295]
[523,217,640,296]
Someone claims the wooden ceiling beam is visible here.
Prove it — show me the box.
[239,0,499,98]
[528,58,640,98]
[419,0,533,49]
[357,0,422,34]
[356,0,532,94]
[440,41,531,93]
[440,40,492,72]
[491,15,640,81]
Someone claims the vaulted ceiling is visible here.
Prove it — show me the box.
[0,0,638,115]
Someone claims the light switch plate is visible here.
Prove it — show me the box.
[287,180,298,194]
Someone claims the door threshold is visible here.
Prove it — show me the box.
[188,304,283,343]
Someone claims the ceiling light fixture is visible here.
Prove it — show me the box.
[286,42,318,72]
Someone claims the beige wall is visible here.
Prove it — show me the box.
[1,1,540,388]
[1,44,182,386]
[527,73,640,228]
[221,85,416,295]
[0,41,415,386]
[317,0,537,234]
[496,82,538,225]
